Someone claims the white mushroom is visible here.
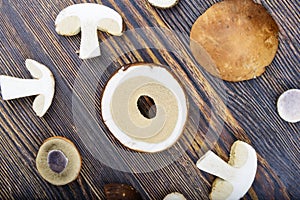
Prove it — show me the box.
[55,3,123,59]
[196,141,257,200]
[0,59,55,117]
[164,192,187,200]
[277,89,300,123]
[101,63,188,153]
[147,0,179,9]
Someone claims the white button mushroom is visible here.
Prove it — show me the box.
[196,141,257,200]
[55,3,124,59]
[0,59,55,117]
[164,192,187,200]
[147,0,179,9]
[277,89,300,123]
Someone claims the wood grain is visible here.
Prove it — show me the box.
[0,0,299,199]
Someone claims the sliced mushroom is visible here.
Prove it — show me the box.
[277,89,300,123]
[101,63,188,153]
[36,136,81,186]
[0,59,55,117]
[164,192,187,200]
[55,3,123,59]
[190,0,279,82]
[147,0,179,9]
[196,141,257,200]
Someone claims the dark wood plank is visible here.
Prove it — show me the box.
[0,0,299,199]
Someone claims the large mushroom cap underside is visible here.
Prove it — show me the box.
[190,0,279,82]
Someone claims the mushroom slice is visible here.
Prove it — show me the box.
[164,192,187,200]
[55,3,123,59]
[190,0,279,82]
[196,141,257,200]
[36,136,81,186]
[277,89,300,123]
[101,63,188,153]
[147,0,179,9]
[0,59,55,117]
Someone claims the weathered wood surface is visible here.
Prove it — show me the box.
[0,0,299,199]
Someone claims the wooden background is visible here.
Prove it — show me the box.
[0,0,299,199]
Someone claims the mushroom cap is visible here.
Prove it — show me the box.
[147,0,179,9]
[36,136,81,186]
[25,59,55,117]
[190,0,279,82]
[55,3,123,36]
[163,192,187,200]
[104,184,142,200]
[277,89,300,123]
[101,63,188,153]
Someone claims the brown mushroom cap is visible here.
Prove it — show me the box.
[104,184,142,200]
[36,136,81,186]
[190,0,279,82]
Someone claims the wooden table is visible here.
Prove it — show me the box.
[0,0,299,199]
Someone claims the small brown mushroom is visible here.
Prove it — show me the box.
[104,184,142,200]
[190,0,279,82]
[36,136,81,186]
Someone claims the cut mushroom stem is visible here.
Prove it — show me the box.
[196,141,257,200]
[55,3,124,59]
[197,151,237,181]
[0,59,55,117]
[80,19,100,59]
[0,78,41,100]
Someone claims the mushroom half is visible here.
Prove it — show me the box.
[55,3,123,59]
[101,63,188,153]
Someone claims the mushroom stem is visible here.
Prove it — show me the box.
[0,76,41,100]
[196,150,236,182]
[79,18,100,59]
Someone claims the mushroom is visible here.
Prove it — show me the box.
[164,192,187,200]
[147,0,179,9]
[104,184,142,200]
[55,3,123,59]
[196,141,257,200]
[277,89,300,123]
[0,59,55,117]
[190,0,279,82]
[36,136,81,186]
[101,63,188,153]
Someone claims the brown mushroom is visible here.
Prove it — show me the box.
[190,0,279,82]
[36,136,81,186]
[104,184,142,200]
